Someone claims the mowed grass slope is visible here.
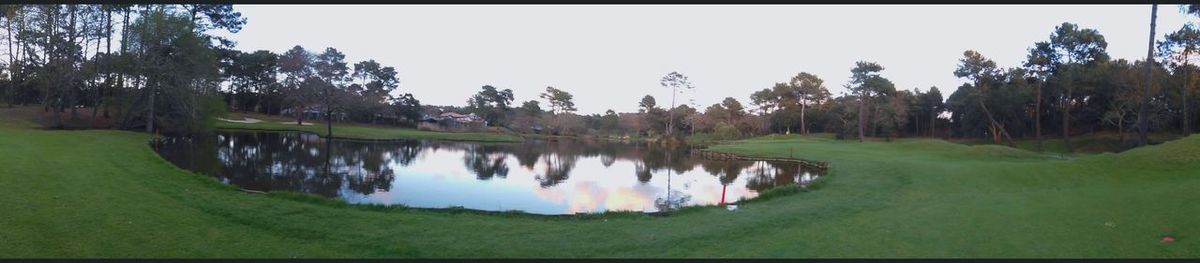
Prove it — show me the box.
[1,107,1198,257]
[709,134,1199,257]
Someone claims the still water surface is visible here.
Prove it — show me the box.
[154,131,824,215]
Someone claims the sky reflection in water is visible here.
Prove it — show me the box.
[155,131,824,215]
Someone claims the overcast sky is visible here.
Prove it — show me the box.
[218,5,1194,114]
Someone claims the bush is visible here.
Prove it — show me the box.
[194,94,228,134]
[417,122,446,132]
[713,122,740,140]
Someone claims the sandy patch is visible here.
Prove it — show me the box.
[218,117,262,124]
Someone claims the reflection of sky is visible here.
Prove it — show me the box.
[337,146,818,215]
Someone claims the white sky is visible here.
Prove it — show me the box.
[218,4,1195,114]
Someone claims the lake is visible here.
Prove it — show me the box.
[153,130,825,215]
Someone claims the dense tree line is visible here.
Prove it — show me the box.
[0,4,421,136]
[0,4,243,133]
[3,5,1196,152]
[270,45,421,136]
[473,17,1198,153]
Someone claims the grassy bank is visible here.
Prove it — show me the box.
[215,113,522,143]
[1,106,1198,257]
[953,132,1184,155]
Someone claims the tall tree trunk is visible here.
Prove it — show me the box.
[231,88,238,112]
[1138,4,1157,146]
[858,95,866,142]
[990,123,998,143]
[146,78,155,133]
[93,8,112,124]
[67,5,78,122]
[914,112,920,139]
[1184,58,1191,136]
[14,8,25,107]
[978,99,1015,147]
[4,9,15,109]
[1035,82,1043,151]
[1118,113,1125,143]
[800,102,807,134]
[115,7,130,118]
[930,111,936,138]
[1063,86,1073,152]
[43,6,55,113]
[667,87,676,136]
[104,7,112,118]
[146,4,169,133]
[870,101,879,138]
[21,21,28,106]
[90,12,103,127]
[264,93,270,115]
[53,96,63,128]
[257,91,265,114]
[90,33,99,127]
[325,86,332,137]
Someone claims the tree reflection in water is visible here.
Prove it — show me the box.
[461,144,510,180]
[536,153,576,187]
[743,160,825,191]
[156,132,825,214]
[654,189,692,212]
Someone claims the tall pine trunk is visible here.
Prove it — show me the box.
[43,6,55,113]
[1063,86,1073,152]
[858,95,866,142]
[913,111,920,139]
[1184,59,1191,136]
[870,101,880,138]
[800,102,807,134]
[667,87,676,136]
[93,8,112,123]
[67,6,79,122]
[325,86,333,137]
[146,78,155,133]
[930,111,936,138]
[1035,81,1043,151]
[115,7,130,119]
[1138,4,1157,146]
[4,9,15,109]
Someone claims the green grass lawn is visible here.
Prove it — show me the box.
[2,106,1198,257]
[214,112,522,143]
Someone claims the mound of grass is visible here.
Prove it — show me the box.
[958,132,1184,155]
[959,144,1046,160]
[1108,135,1200,167]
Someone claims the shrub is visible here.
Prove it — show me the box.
[417,122,445,132]
[713,122,740,140]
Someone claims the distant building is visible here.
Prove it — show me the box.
[422,111,487,129]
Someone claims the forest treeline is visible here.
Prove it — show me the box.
[2,4,1196,152]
